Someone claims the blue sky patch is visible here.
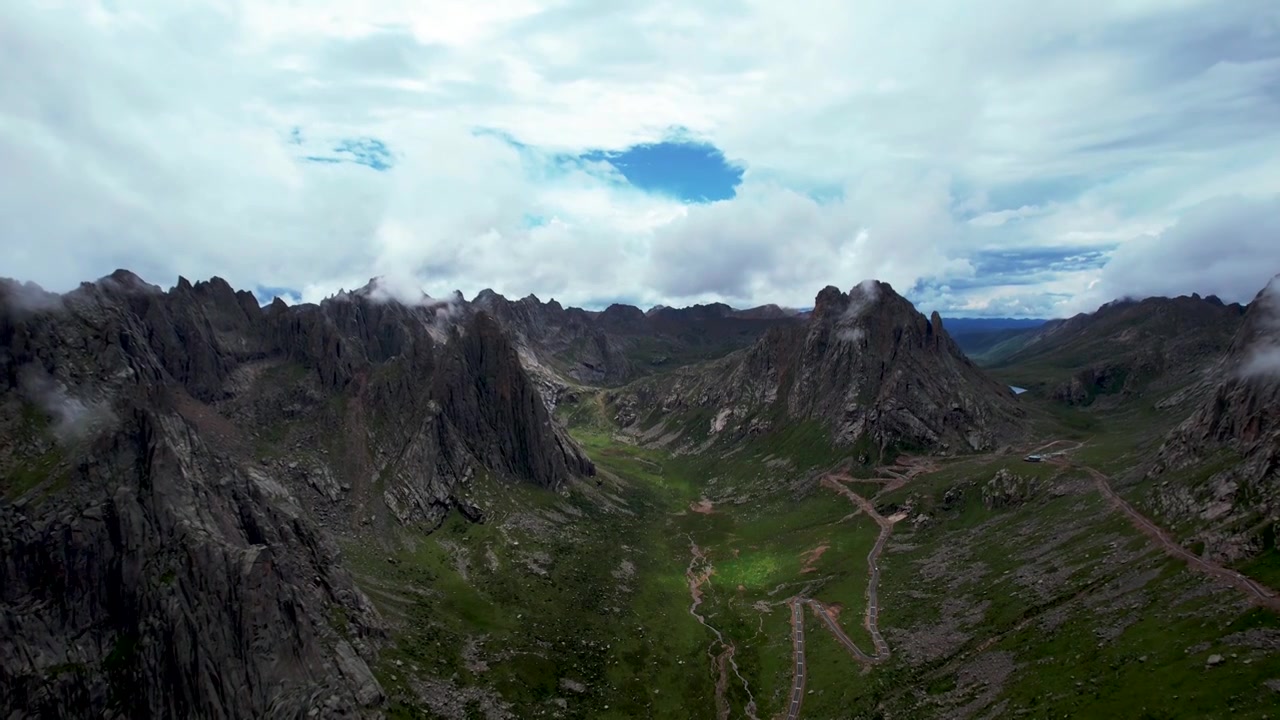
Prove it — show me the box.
[577,140,743,203]
[970,246,1114,277]
[332,137,393,170]
[471,127,741,202]
[296,130,394,171]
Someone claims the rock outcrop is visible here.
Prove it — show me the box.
[1143,276,1280,562]
[0,272,595,718]
[613,281,1024,455]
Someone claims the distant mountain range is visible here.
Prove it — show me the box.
[940,317,1050,362]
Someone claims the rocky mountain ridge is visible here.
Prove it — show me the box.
[1143,276,1280,561]
[471,288,801,387]
[612,281,1025,457]
[989,292,1247,405]
[0,270,594,719]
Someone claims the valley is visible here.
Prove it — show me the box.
[8,4,1280,718]
[344,386,1280,718]
[4,274,1279,719]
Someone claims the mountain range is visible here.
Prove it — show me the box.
[2,270,1278,719]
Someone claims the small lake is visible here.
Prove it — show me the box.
[1010,386,1028,395]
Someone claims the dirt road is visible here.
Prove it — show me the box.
[782,472,913,719]
[784,599,808,720]
[1081,464,1280,612]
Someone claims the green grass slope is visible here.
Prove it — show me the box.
[351,386,1280,719]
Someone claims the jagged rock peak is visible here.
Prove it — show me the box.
[813,279,911,324]
[1233,274,1280,381]
[812,285,849,318]
[95,268,162,294]
[473,287,504,304]
[1143,274,1280,562]
[346,275,456,307]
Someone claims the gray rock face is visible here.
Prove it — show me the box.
[614,281,1024,455]
[0,272,596,718]
[1144,276,1280,562]
[1,408,387,719]
[471,288,799,386]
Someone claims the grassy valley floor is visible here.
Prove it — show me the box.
[343,396,1280,719]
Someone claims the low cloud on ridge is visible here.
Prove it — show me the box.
[17,367,117,444]
[1240,276,1280,381]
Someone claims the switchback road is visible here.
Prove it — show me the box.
[782,473,913,719]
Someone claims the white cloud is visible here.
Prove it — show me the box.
[2,0,1279,316]
[1239,276,1280,380]
[1088,195,1280,309]
[17,366,117,444]
[1241,346,1280,379]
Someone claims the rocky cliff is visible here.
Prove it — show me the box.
[0,271,594,719]
[613,281,1024,456]
[471,290,799,386]
[1143,276,1280,562]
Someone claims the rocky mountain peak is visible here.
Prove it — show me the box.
[812,280,908,325]
[736,303,796,320]
[86,269,163,300]
[812,285,849,318]
[472,287,503,305]
[615,278,1022,456]
[598,303,646,331]
[1234,274,1280,371]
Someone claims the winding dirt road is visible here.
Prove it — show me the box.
[773,442,1280,719]
[1078,464,1280,612]
[779,460,935,719]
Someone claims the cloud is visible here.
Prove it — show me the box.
[1241,347,1280,379]
[1090,195,1280,308]
[844,280,882,319]
[2,0,1279,317]
[645,172,972,308]
[350,274,466,326]
[1240,276,1280,380]
[17,367,117,444]
[837,328,866,344]
[0,279,64,316]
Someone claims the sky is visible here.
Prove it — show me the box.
[2,1,1280,318]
